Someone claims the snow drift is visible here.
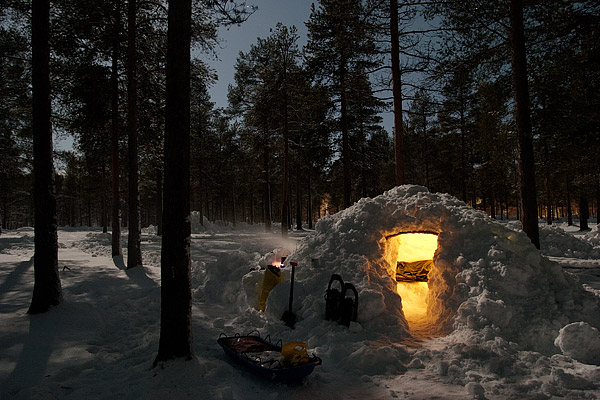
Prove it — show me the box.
[264,185,600,356]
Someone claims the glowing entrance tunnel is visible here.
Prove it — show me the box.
[388,232,439,326]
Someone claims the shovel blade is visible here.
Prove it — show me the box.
[281,310,296,329]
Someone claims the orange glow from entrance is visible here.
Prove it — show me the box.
[397,281,429,322]
[392,233,438,325]
[395,233,438,262]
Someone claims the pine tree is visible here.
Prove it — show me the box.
[29,0,62,314]
[155,0,193,364]
[127,0,143,268]
[509,0,539,248]
[305,0,378,208]
[228,24,302,234]
[0,25,31,234]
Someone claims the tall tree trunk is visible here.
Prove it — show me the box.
[102,162,108,233]
[232,188,237,227]
[579,195,589,231]
[460,89,467,202]
[390,0,404,186]
[544,171,552,225]
[422,111,430,189]
[509,0,540,249]
[566,176,573,226]
[29,0,62,314]
[155,0,193,365]
[281,77,290,237]
[596,177,599,231]
[127,0,142,268]
[250,189,254,225]
[262,145,271,232]
[156,169,162,236]
[340,61,351,208]
[307,174,313,230]
[111,2,121,256]
[295,167,302,230]
[341,88,352,208]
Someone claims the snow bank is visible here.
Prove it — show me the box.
[266,185,600,355]
[538,224,600,258]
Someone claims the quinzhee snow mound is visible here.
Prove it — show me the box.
[265,185,600,356]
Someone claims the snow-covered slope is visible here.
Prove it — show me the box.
[1,185,599,399]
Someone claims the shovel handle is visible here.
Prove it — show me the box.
[288,262,296,312]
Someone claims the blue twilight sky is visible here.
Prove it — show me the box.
[202,0,313,110]
[202,0,394,134]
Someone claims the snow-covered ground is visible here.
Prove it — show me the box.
[1,187,600,400]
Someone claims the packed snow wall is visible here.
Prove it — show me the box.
[277,185,600,354]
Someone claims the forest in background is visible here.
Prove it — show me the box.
[1,0,599,235]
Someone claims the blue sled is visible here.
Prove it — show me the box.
[217,334,322,383]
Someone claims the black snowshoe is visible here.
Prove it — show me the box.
[325,274,358,327]
[325,274,344,321]
[339,283,358,327]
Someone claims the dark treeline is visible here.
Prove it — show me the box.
[1,0,599,240]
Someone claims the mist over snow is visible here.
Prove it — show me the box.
[1,185,600,399]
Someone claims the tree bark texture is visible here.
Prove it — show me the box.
[340,58,351,208]
[390,0,404,186]
[262,145,272,232]
[509,0,540,249]
[29,0,62,314]
[281,71,290,237]
[579,196,589,231]
[127,0,142,268]
[295,167,302,230]
[155,0,193,365]
[111,0,121,257]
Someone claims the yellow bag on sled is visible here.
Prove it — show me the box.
[281,341,310,366]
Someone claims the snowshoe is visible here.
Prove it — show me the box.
[325,274,344,321]
[339,282,358,327]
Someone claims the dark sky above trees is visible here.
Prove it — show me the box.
[203,1,310,109]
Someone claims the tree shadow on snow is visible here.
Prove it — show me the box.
[0,258,33,309]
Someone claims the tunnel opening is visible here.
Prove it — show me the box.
[386,232,439,330]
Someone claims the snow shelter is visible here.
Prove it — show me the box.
[279,185,600,354]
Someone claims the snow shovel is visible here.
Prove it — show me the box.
[281,261,297,328]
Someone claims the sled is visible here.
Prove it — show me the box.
[217,333,322,383]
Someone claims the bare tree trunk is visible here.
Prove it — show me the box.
[156,169,162,236]
[544,173,552,225]
[566,176,573,226]
[596,177,599,231]
[127,0,142,268]
[340,56,351,208]
[460,89,467,202]
[579,195,589,231]
[307,174,313,229]
[111,0,122,257]
[250,189,254,225]
[155,0,193,365]
[29,0,62,314]
[390,0,404,186]
[102,162,108,233]
[281,77,290,237]
[509,0,540,249]
[295,167,302,230]
[262,145,271,232]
